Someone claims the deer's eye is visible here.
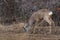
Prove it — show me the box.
[49,12,53,16]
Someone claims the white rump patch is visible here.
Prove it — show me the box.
[49,12,53,15]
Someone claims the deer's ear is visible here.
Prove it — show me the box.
[49,12,53,16]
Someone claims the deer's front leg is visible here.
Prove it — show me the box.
[24,17,35,33]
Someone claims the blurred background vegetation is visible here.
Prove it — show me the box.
[0,0,60,26]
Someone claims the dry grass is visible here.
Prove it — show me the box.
[0,23,60,40]
[0,23,26,33]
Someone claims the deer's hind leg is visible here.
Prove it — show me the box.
[44,17,53,34]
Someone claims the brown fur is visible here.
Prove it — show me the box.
[24,9,55,33]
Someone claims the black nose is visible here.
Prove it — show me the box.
[23,27,27,32]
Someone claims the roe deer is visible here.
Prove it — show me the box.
[24,9,55,33]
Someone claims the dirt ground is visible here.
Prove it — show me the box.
[0,23,60,40]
